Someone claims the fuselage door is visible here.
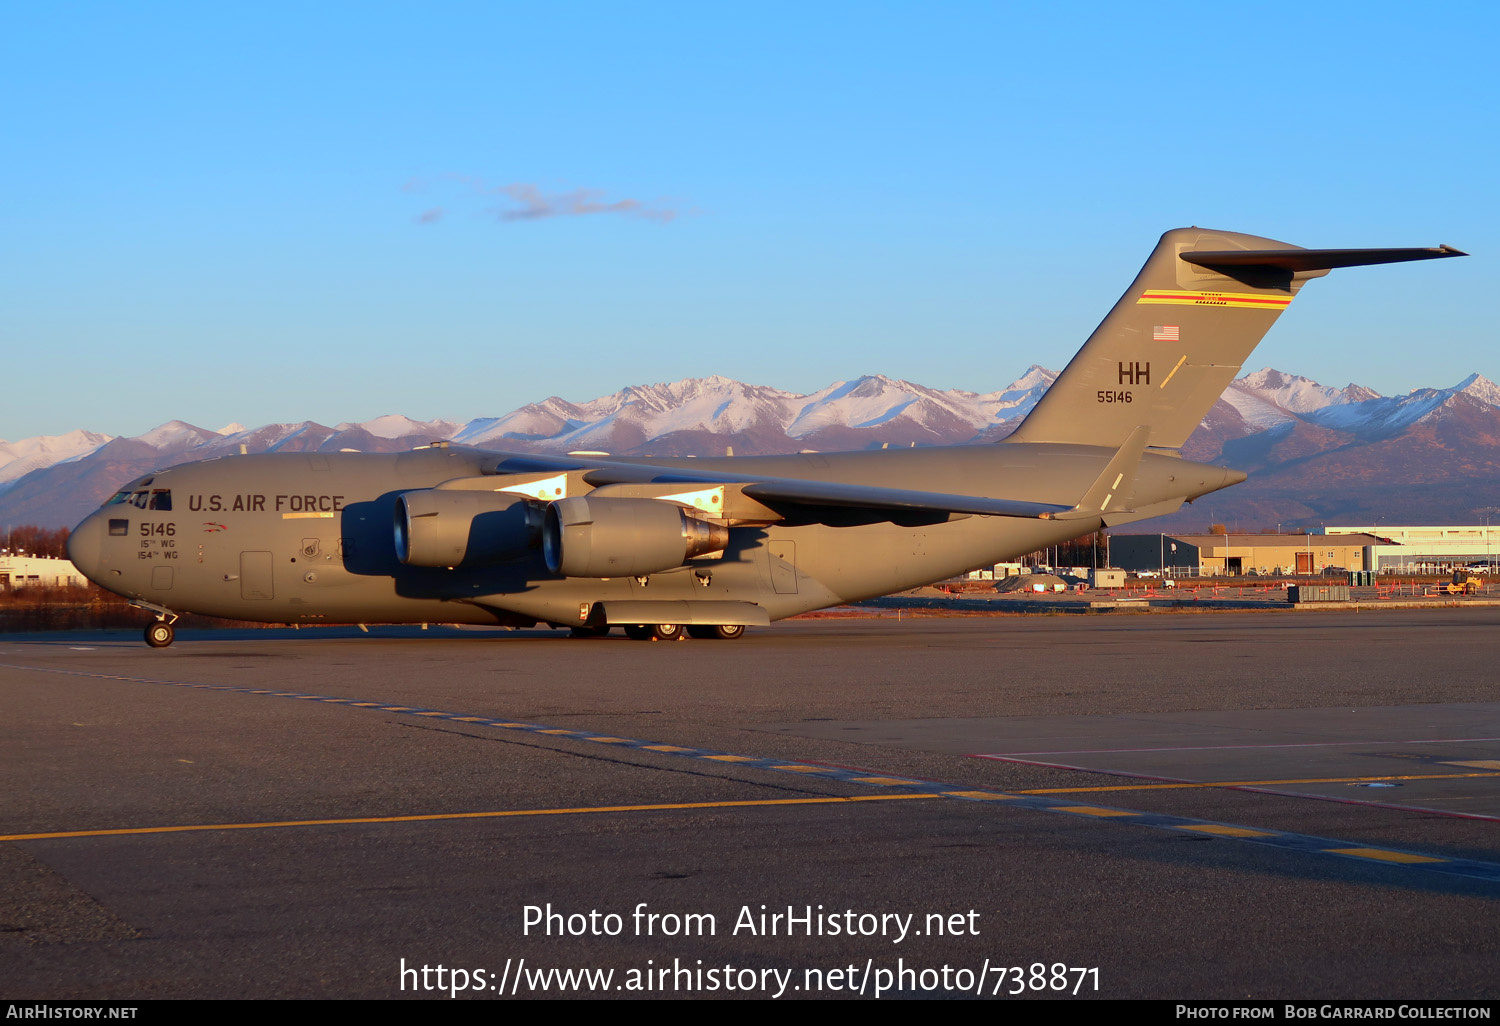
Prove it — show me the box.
[767,541,798,594]
[240,551,275,600]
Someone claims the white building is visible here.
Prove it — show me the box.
[1324,526,1500,573]
[0,554,87,589]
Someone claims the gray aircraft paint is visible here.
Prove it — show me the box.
[66,229,1463,642]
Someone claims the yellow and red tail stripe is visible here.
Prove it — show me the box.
[1137,289,1293,310]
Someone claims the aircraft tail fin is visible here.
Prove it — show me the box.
[1008,229,1464,450]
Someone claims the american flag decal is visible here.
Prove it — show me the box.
[1153,325,1180,342]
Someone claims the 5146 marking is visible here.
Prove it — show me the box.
[137,522,180,559]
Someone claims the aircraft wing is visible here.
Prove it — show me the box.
[479,451,1070,519]
[736,477,1066,518]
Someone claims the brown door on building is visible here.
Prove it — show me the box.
[1295,551,1314,574]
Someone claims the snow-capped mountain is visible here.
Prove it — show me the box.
[4,366,1500,530]
[0,429,115,488]
[450,368,1059,452]
[1158,370,1500,532]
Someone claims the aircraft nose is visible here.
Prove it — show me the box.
[67,512,105,583]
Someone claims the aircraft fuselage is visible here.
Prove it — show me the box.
[67,441,1237,630]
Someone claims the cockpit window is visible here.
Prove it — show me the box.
[102,477,167,511]
[107,490,149,509]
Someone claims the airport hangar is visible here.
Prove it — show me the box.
[1326,525,1500,573]
[1109,531,1382,576]
[1110,525,1500,576]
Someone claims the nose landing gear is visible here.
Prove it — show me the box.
[130,600,180,648]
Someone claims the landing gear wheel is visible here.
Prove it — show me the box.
[650,623,685,641]
[624,624,653,640]
[569,625,611,638]
[688,624,746,640]
[145,621,175,648]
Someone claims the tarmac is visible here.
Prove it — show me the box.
[3,608,1499,1000]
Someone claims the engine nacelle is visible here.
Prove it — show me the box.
[394,490,539,568]
[543,496,729,578]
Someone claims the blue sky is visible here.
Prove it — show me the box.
[3,2,1494,440]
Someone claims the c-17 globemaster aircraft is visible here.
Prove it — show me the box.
[68,228,1464,647]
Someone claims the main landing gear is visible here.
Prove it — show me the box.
[619,623,745,641]
[687,624,745,640]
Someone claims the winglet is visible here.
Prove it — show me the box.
[1053,425,1150,521]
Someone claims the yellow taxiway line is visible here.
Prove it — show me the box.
[0,793,940,843]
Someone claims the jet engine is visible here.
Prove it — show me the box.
[543,496,729,578]
[394,490,539,568]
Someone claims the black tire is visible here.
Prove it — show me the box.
[650,623,685,641]
[145,622,174,648]
[687,624,747,640]
[623,624,653,640]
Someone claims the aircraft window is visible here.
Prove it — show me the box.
[105,491,150,509]
[149,490,172,511]
[104,477,156,508]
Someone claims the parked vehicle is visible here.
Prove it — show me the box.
[1436,572,1485,596]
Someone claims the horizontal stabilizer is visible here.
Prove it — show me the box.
[1182,245,1466,274]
